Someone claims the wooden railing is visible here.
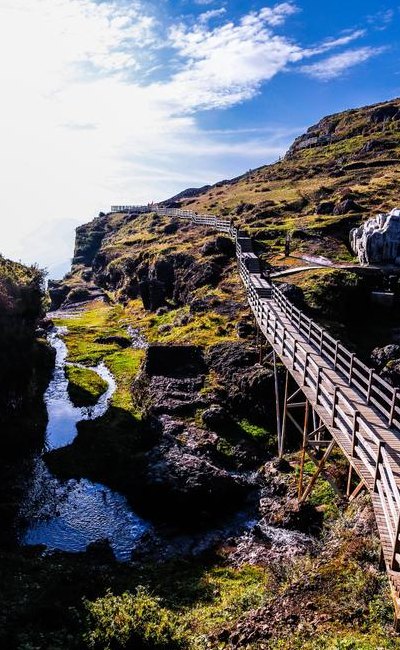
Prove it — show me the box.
[246,285,400,569]
[111,202,400,571]
[270,284,400,430]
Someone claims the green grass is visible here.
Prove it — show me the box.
[65,365,108,407]
[55,302,144,415]
[297,459,340,520]
[237,418,270,441]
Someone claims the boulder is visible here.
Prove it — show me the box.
[206,343,258,378]
[202,405,230,430]
[48,281,70,311]
[333,198,363,215]
[139,278,166,311]
[94,335,131,348]
[316,200,335,215]
[236,321,255,338]
[143,441,248,521]
[371,344,400,370]
[350,208,400,265]
[145,345,206,377]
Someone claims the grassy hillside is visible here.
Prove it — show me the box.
[26,97,400,650]
[171,97,400,266]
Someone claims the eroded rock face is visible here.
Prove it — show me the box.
[350,208,400,265]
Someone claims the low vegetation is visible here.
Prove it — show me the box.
[65,365,108,407]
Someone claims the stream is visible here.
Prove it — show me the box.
[18,326,153,561]
[17,326,311,564]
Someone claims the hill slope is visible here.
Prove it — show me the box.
[15,96,400,650]
[172,97,400,265]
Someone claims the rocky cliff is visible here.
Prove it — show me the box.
[5,98,400,650]
[0,256,52,434]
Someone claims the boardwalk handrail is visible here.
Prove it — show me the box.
[270,283,400,430]
[109,201,400,613]
[110,202,400,434]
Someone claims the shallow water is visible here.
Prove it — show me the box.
[20,327,152,560]
[44,328,116,449]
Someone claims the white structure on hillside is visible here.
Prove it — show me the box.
[350,208,400,266]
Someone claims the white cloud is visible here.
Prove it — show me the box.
[0,0,380,269]
[259,2,299,26]
[199,8,227,24]
[166,6,304,111]
[301,46,386,81]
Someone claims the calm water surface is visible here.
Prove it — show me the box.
[20,327,152,561]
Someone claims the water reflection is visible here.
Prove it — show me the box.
[45,329,116,449]
[20,327,151,559]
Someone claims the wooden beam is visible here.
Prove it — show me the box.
[348,479,367,503]
[273,351,282,456]
[280,369,289,458]
[298,401,310,499]
[299,439,336,503]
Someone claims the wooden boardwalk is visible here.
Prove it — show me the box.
[112,203,400,622]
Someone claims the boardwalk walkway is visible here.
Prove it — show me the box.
[111,203,400,622]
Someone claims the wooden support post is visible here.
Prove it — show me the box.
[348,479,366,503]
[346,463,353,497]
[389,389,399,427]
[373,441,384,492]
[315,366,321,402]
[298,401,309,499]
[351,410,360,456]
[331,386,339,427]
[391,514,400,571]
[379,547,386,571]
[303,351,309,385]
[292,338,297,370]
[366,368,373,404]
[259,335,264,364]
[299,439,336,504]
[348,353,355,386]
[280,370,289,459]
[333,341,339,370]
[273,351,282,455]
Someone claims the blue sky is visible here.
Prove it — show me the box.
[0,0,398,273]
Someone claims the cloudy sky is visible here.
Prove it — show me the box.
[0,0,398,275]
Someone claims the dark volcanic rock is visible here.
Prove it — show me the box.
[201,236,235,258]
[143,439,248,521]
[371,344,400,370]
[163,220,179,235]
[139,278,166,311]
[202,405,230,430]
[144,375,208,416]
[275,282,304,307]
[135,346,208,417]
[94,335,131,348]
[48,281,70,311]
[370,103,400,124]
[236,321,255,338]
[206,342,257,377]
[381,362,400,388]
[145,345,206,377]
[333,198,363,215]
[86,538,115,562]
[316,200,335,215]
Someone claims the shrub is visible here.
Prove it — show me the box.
[84,587,185,649]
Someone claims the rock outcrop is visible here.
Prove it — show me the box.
[350,208,400,265]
